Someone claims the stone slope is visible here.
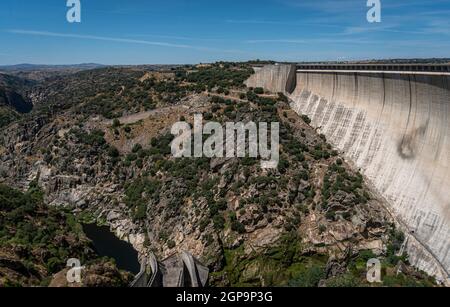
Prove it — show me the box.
[0,64,439,287]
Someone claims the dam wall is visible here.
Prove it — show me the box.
[247,65,450,284]
[245,64,297,94]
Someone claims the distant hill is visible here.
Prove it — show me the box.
[0,63,106,72]
[0,63,107,82]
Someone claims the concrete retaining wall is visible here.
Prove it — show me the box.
[245,64,297,94]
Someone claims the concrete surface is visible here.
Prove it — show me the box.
[130,252,209,287]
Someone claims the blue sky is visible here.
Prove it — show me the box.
[0,0,449,65]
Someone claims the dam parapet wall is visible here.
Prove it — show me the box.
[247,65,450,285]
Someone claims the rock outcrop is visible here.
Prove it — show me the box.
[0,63,440,287]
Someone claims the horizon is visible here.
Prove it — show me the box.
[1,0,450,65]
[2,57,450,67]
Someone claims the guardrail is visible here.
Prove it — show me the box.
[296,63,450,73]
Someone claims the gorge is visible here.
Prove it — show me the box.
[246,64,450,284]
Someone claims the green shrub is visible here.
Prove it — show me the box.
[246,91,258,102]
[112,118,121,128]
[46,257,63,273]
[126,153,137,162]
[132,144,143,153]
[231,220,246,234]
[167,240,176,249]
[149,133,174,156]
[277,92,289,102]
[254,87,264,94]
[213,215,225,230]
[325,211,335,221]
[71,129,106,147]
[133,203,147,221]
[319,225,327,234]
[124,178,160,219]
[199,219,209,232]
[108,146,120,158]
[325,273,362,287]
[288,265,325,287]
[0,108,19,129]
[301,115,311,125]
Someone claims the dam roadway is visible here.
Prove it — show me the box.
[246,63,450,285]
[296,63,450,75]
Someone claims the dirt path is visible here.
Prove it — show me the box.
[103,105,189,126]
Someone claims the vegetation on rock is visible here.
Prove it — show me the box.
[0,184,130,287]
[0,62,439,287]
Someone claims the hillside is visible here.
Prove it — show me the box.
[0,183,132,287]
[0,64,106,82]
[0,73,35,128]
[0,62,438,287]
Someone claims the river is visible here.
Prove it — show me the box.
[82,223,140,274]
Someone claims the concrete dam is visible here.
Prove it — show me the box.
[246,64,450,284]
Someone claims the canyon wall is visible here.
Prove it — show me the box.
[247,65,450,284]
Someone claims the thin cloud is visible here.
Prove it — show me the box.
[340,25,426,36]
[226,19,344,29]
[129,33,227,42]
[281,0,366,13]
[281,0,450,13]
[246,39,308,44]
[277,0,450,37]
[244,36,450,49]
[6,29,247,54]
[8,29,197,49]
[245,37,386,45]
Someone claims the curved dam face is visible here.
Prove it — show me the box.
[246,65,450,283]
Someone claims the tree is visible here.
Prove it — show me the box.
[288,266,325,287]
[112,118,121,128]
[301,115,312,125]
[108,146,120,158]
[132,143,143,153]
[231,220,246,234]
[254,87,264,94]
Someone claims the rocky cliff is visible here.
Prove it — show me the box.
[0,63,439,287]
